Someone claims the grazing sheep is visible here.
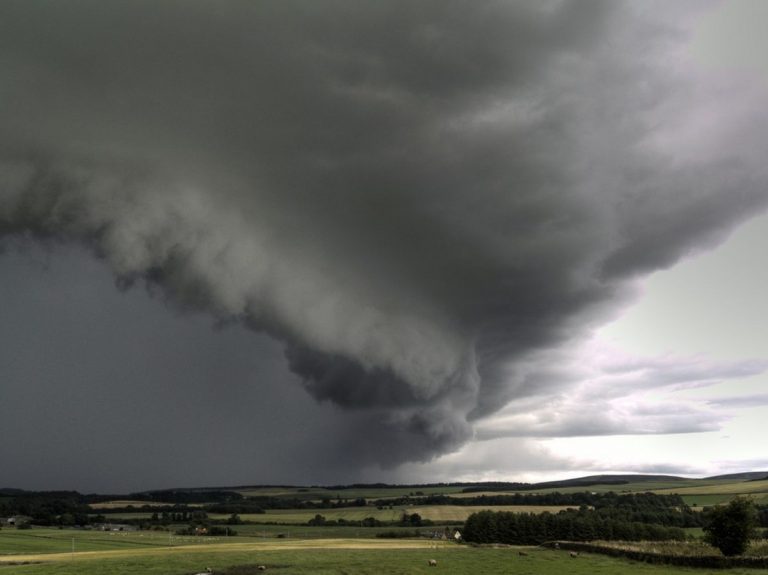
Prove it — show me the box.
[518,551,528,556]
[569,551,579,558]
[428,559,438,566]
[257,566,267,571]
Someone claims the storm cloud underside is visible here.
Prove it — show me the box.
[1,0,768,478]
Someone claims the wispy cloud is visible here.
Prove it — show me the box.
[475,342,766,439]
[705,394,768,409]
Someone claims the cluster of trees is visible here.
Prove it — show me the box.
[703,497,758,556]
[375,491,691,514]
[174,525,237,536]
[208,496,368,514]
[146,510,209,524]
[133,490,243,504]
[463,508,687,545]
[0,491,91,526]
[304,512,430,528]
[306,514,383,527]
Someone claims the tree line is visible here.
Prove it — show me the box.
[463,508,687,545]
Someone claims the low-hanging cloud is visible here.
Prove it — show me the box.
[1,1,768,468]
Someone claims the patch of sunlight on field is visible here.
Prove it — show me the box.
[410,505,577,521]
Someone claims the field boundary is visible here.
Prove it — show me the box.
[542,541,768,569]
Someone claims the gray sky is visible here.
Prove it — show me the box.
[1,0,767,492]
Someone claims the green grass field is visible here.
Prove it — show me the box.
[220,504,573,524]
[0,528,235,555]
[501,479,733,495]
[652,480,768,508]
[654,480,768,497]
[105,504,574,525]
[3,533,767,575]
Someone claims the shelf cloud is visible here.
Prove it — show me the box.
[1,0,767,475]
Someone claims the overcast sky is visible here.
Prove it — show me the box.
[1,1,767,493]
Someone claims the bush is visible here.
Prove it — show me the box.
[704,497,757,556]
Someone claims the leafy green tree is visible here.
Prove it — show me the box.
[704,497,757,556]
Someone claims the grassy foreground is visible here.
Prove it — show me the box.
[1,535,767,575]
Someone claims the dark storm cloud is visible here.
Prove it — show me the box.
[1,0,767,474]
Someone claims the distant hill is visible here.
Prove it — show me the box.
[459,474,689,493]
[704,471,768,481]
[0,488,25,496]
[529,474,687,489]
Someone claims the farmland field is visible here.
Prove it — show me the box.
[2,532,767,575]
[0,528,215,555]
[213,504,574,524]
[653,479,768,497]
[105,504,575,525]
[507,479,735,495]
[6,476,768,575]
[235,485,468,500]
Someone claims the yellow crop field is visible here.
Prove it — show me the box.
[410,505,577,521]
[208,504,574,525]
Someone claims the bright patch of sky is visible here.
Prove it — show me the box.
[545,213,768,477]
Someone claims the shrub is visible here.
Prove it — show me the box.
[703,497,757,556]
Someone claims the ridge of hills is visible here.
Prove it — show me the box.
[3,471,768,497]
[704,471,768,481]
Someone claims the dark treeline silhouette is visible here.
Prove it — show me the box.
[463,508,687,545]
[375,492,701,527]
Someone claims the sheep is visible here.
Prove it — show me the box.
[257,566,267,571]
[518,551,528,556]
[428,559,438,566]
[569,551,579,558]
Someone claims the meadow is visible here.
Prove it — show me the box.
[654,480,768,507]
[101,504,577,525]
[4,475,768,574]
[3,532,768,575]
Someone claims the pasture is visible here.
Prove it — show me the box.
[104,504,575,525]
[504,479,734,495]
[654,479,768,506]
[2,533,767,575]
[0,528,227,555]
[212,504,573,524]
